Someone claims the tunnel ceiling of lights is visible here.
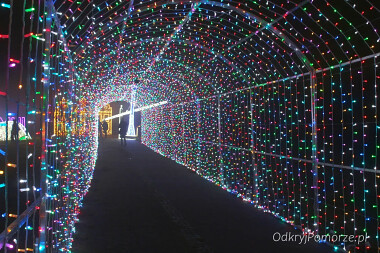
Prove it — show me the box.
[54,0,379,107]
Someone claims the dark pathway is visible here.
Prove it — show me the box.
[72,139,333,253]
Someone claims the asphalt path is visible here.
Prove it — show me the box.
[72,138,333,253]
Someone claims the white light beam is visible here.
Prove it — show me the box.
[103,101,168,121]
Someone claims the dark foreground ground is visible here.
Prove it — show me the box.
[72,138,333,253]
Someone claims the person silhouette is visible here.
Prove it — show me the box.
[11,118,19,142]
[119,118,128,146]
[102,120,108,138]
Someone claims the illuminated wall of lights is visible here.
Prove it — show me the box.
[142,58,379,251]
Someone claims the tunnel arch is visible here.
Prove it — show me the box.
[71,0,380,111]
[68,3,378,249]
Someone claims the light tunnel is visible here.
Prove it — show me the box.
[0,0,379,252]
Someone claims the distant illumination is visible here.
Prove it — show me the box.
[0,121,32,141]
[127,85,137,136]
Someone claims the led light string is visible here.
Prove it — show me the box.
[141,54,378,251]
